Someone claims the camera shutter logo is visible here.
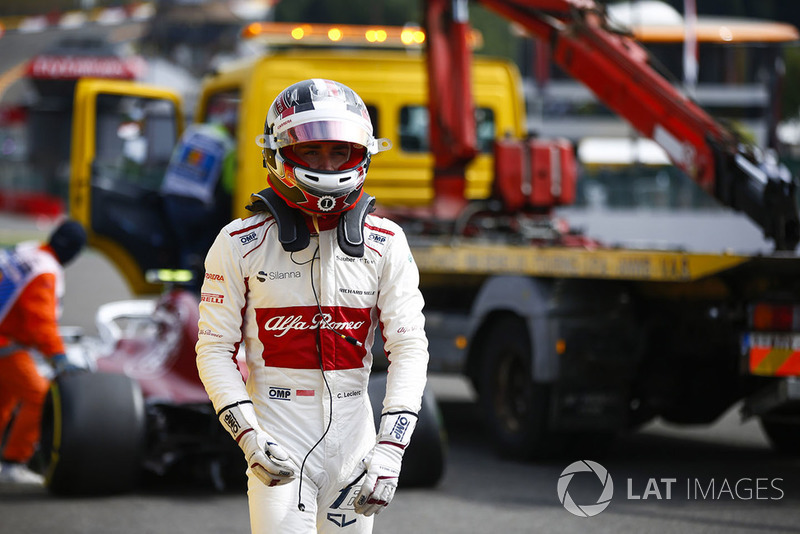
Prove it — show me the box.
[557,460,614,517]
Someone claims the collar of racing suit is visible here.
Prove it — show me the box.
[247,188,375,258]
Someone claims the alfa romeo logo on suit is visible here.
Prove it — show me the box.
[557,460,614,517]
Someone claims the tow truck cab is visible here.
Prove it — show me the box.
[69,44,523,293]
[1,36,144,216]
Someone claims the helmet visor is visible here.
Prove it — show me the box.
[275,120,372,151]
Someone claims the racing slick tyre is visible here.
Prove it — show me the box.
[368,372,447,488]
[478,315,561,459]
[40,372,146,495]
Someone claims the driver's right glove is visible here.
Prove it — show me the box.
[218,401,298,487]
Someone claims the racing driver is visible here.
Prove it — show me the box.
[196,78,429,533]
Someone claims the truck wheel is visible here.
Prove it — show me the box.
[368,372,446,488]
[759,415,800,455]
[478,315,557,459]
[40,372,146,495]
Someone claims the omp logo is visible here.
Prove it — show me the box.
[391,416,409,441]
[368,233,386,244]
[222,412,240,434]
[240,232,257,244]
[558,460,614,517]
[269,387,291,401]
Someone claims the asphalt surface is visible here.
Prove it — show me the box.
[2,395,800,534]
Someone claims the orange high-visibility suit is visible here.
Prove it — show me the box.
[0,243,65,464]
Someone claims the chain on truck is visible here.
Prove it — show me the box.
[67,0,800,459]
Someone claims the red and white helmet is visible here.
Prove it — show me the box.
[256,79,391,214]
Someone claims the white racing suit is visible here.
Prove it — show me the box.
[196,210,429,533]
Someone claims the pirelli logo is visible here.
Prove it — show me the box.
[201,293,224,303]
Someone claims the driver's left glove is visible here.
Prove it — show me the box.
[354,411,418,516]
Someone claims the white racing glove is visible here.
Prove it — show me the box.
[218,401,298,487]
[354,410,418,516]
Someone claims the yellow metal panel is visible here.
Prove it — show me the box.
[411,244,751,281]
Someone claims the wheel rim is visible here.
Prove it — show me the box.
[493,345,531,433]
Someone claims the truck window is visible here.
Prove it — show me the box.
[203,90,241,132]
[88,92,182,279]
[399,105,495,153]
[94,94,178,191]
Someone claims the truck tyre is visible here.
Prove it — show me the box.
[759,415,800,455]
[368,372,446,488]
[40,372,146,495]
[478,315,558,459]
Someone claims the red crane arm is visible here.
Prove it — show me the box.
[425,0,478,218]
[425,0,799,249]
[480,0,732,190]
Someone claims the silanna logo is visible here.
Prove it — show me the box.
[256,270,301,282]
